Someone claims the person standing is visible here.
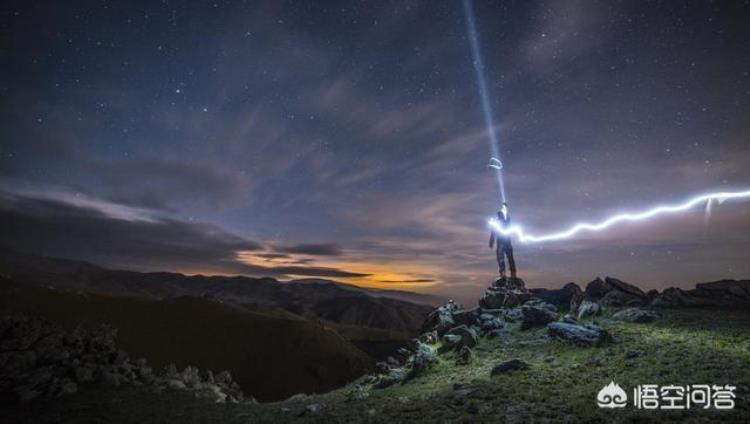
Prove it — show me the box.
[489,202,517,278]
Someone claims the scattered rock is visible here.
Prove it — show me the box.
[166,379,186,390]
[0,317,245,403]
[520,301,558,329]
[455,346,472,364]
[547,322,613,346]
[374,367,407,389]
[486,328,509,339]
[612,307,659,323]
[303,403,324,415]
[600,289,644,307]
[576,300,602,320]
[500,307,523,322]
[490,359,529,375]
[418,330,438,344]
[561,314,577,324]
[99,371,121,387]
[441,325,478,351]
[478,314,505,333]
[625,350,642,359]
[421,300,459,335]
[585,277,647,305]
[452,308,480,327]
[405,343,437,381]
[652,280,750,309]
[529,282,583,311]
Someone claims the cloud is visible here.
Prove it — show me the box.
[0,189,368,279]
[90,156,253,210]
[273,243,343,256]
[377,279,435,284]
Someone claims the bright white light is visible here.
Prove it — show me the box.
[489,189,750,243]
[488,157,503,170]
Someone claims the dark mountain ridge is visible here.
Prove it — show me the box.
[0,249,433,335]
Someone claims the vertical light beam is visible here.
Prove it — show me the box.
[463,0,506,202]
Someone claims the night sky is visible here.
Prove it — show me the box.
[2,1,749,304]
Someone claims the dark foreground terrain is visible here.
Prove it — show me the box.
[0,278,372,402]
[2,306,748,423]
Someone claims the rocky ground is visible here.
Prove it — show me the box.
[0,317,245,404]
[2,276,749,423]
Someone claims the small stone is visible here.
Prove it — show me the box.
[14,384,41,401]
[167,379,186,390]
[455,346,472,364]
[490,359,529,375]
[577,300,602,319]
[612,307,659,323]
[74,366,94,383]
[99,371,121,387]
[303,403,323,415]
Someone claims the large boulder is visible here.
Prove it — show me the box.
[600,290,644,307]
[440,325,478,352]
[695,279,750,296]
[612,308,659,323]
[651,287,698,308]
[451,308,480,327]
[421,300,459,335]
[547,322,613,346]
[529,283,583,311]
[585,277,646,302]
[478,313,505,333]
[520,299,558,330]
[405,343,437,381]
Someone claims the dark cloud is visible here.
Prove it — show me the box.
[255,253,291,260]
[91,156,253,210]
[0,191,366,279]
[273,243,344,256]
[377,279,435,284]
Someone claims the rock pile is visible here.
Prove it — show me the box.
[479,277,532,308]
[0,316,246,403]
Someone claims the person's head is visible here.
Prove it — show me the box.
[498,202,508,217]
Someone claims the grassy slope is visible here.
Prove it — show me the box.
[253,307,749,423]
[6,307,748,423]
[0,278,373,402]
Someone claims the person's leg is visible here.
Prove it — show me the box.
[506,246,517,278]
[496,246,505,276]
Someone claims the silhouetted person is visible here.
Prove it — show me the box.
[489,202,517,278]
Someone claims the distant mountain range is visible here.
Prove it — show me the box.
[0,249,451,401]
[0,249,442,335]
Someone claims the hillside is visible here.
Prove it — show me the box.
[0,249,434,335]
[0,278,372,402]
[3,298,749,422]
